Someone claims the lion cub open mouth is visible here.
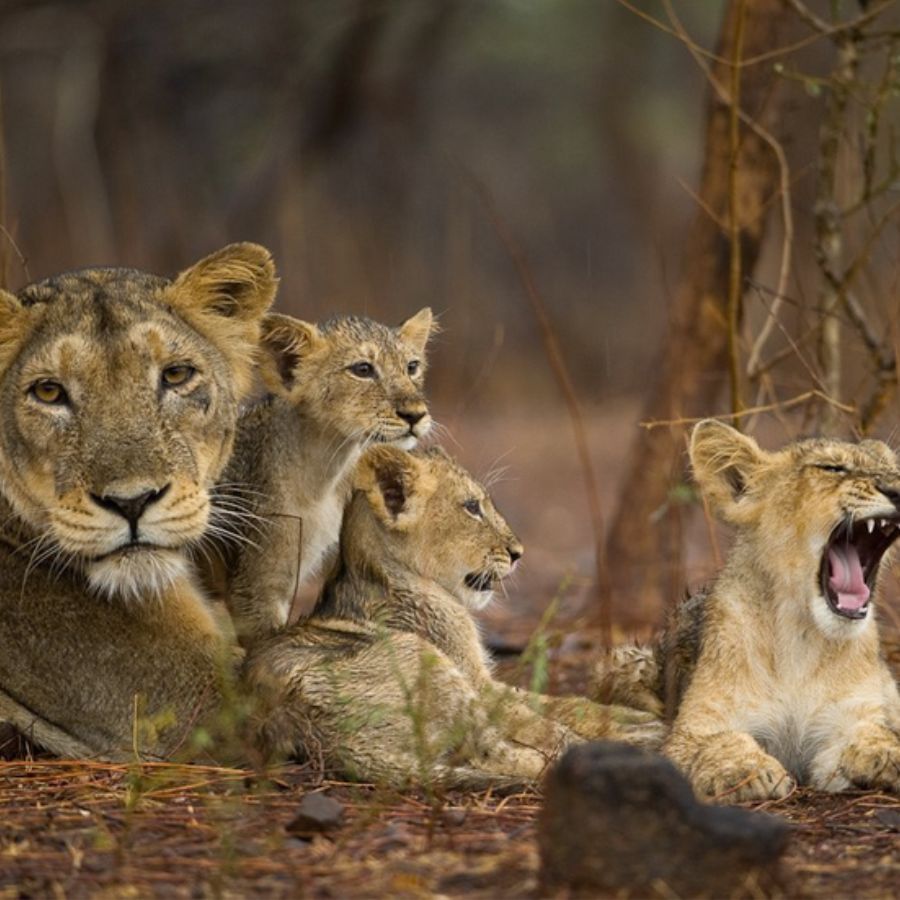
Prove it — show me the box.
[821,515,900,620]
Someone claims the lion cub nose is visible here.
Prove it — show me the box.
[508,545,524,564]
[397,408,426,427]
[91,485,170,534]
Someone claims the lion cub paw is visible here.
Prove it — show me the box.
[839,735,900,792]
[694,753,795,804]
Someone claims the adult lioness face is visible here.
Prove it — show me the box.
[0,243,277,601]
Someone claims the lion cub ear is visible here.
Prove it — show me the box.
[355,446,437,530]
[165,243,278,399]
[397,308,435,357]
[258,313,326,396]
[690,419,767,520]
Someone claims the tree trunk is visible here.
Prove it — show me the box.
[603,0,797,629]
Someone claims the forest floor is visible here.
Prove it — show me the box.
[2,637,898,899]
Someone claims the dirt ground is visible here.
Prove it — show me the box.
[1,642,898,899]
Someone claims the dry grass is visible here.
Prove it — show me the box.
[2,640,899,898]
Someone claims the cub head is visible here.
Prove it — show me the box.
[0,243,277,601]
[690,419,900,638]
[350,445,523,610]
[259,309,434,449]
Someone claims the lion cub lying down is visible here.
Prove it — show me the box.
[598,420,900,802]
[245,446,660,788]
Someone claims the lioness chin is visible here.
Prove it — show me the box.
[598,420,900,803]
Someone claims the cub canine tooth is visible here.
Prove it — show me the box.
[867,519,875,533]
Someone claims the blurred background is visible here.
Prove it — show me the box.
[1,0,898,640]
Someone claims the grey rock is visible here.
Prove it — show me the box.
[539,742,790,897]
[286,791,345,834]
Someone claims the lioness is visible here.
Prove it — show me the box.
[598,420,900,802]
[203,309,434,645]
[0,245,277,759]
[244,445,660,788]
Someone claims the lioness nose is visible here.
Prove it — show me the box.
[92,485,170,533]
[397,408,425,427]
[879,485,900,508]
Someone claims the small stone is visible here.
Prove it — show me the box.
[286,792,345,835]
[442,807,467,826]
[875,808,900,831]
[539,742,790,897]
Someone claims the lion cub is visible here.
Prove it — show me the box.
[600,420,900,802]
[244,446,660,788]
[202,309,434,644]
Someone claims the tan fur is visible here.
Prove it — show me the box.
[601,421,900,802]
[243,446,661,789]
[200,309,435,645]
[0,246,276,759]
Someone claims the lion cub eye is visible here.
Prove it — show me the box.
[30,379,69,406]
[407,360,420,376]
[815,463,849,474]
[348,361,377,379]
[463,498,483,518]
[161,365,196,388]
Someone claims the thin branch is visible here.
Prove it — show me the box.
[727,0,747,424]
[614,0,896,68]
[639,390,856,431]
[659,1,795,384]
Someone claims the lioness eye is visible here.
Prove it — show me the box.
[161,365,196,388]
[407,360,420,376]
[348,361,377,379]
[30,380,68,406]
[463,498,482,518]
[815,463,848,474]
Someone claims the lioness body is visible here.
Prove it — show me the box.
[0,247,276,759]
[246,446,661,788]
[599,421,900,802]
[205,310,433,645]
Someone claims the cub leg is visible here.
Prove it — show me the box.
[514,689,665,749]
[665,727,795,803]
[247,629,554,787]
[480,682,578,758]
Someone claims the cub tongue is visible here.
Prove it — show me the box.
[828,544,870,611]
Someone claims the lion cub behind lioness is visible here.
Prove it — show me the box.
[201,308,434,644]
[245,445,660,788]
[598,420,900,802]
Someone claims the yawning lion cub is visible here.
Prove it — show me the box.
[598,420,900,802]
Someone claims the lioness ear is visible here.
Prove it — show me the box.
[690,419,766,518]
[258,314,325,395]
[0,289,34,374]
[397,307,435,357]
[165,243,278,399]
[355,446,436,530]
